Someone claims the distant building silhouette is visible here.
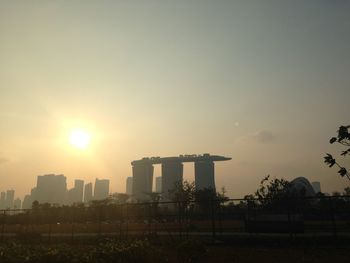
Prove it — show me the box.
[161,162,183,199]
[67,179,84,205]
[126,177,133,195]
[67,188,75,205]
[30,187,37,196]
[35,174,67,205]
[290,177,315,196]
[5,190,15,209]
[22,194,32,209]
[94,178,109,200]
[22,187,37,209]
[0,192,5,209]
[155,176,162,193]
[74,179,84,202]
[132,163,154,201]
[311,181,321,193]
[84,183,93,203]
[195,160,215,191]
[131,154,230,201]
[13,198,21,209]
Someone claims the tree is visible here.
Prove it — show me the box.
[168,181,196,204]
[109,193,129,204]
[343,187,350,196]
[168,181,196,222]
[194,188,217,213]
[194,187,229,214]
[249,175,305,211]
[146,192,161,203]
[255,175,291,208]
[324,125,350,180]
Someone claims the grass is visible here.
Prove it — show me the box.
[0,237,349,263]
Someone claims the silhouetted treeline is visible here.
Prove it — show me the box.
[2,195,350,225]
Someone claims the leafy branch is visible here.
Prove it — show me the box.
[324,125,350,181]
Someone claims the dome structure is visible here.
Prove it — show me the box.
[290,177,316,197]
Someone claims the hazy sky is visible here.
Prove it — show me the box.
[1,0,349,199]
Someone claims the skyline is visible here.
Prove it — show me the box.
[0,153,329,203]
[1,1,350,199]
[0,167,325,209]
[0,174,111,209]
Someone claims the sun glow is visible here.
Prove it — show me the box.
[69,128,91,149]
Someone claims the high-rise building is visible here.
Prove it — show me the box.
[161,162,183,199]
[84,183,93,203]
[13,198,21,209]
[74,179,84,203]
[22,195,33,209]
[126,177,133,195]
[5,190,15,209]
[155,176,162,193]
[68,179,85,204]
[35,174,67,205]
[67,188,75,205]
[94,178,110,200]
[131,154,231,202]
[312,181,321,193]
[0,192,6,209]
[132,163,154,201]
[194,161,215,191]
[30,187,37,201]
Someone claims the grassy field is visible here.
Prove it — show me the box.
[1,219,349,234]
[0,239,349,263]
[202,245,350,263]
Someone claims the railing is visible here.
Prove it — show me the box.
[0,196,349,242]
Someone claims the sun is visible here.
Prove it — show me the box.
[69,128,91,149]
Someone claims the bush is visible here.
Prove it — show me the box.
[177,239,206,263]
[0,240,167,263]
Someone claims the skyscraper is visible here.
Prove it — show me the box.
[22,195,32,209]
[30,187,37,203]
[84,182,93,203]
[94,178,110,200]
[161,161,183,199]
[132,163,154,201]
[13,198,21,209]
[0,192,5,209]
[155,176,162,193]
[35,174,67,205]
[74,179,84,203]
[194,161,215,191]
[5,190,15,209]
[126,177,133,195]
[131,154,230,201]
[67,179,84,205]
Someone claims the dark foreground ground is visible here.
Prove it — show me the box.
[0,237,350,263]
[204,245,350,263]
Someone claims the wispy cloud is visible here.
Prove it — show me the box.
[238,130,277,144]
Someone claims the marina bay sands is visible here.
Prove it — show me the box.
[131,154,231,200]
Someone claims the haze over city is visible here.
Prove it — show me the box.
[1,0,350,200]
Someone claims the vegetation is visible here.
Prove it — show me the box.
[0,239,166,263]
[168,181,196,204]
[168,181,228,204]
[243,175,306,211]
[176,239,206,263]
[324,125,350,180]
[0,239,210,263]
[0,239,349,263]
[167,181,229,219]
[1,179,349,240]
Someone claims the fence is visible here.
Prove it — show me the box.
[0,196,349,242]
